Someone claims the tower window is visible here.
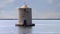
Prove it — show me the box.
[22,16,24,17]
[24,9,26,11]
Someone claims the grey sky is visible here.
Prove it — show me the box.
[0,0,60,19]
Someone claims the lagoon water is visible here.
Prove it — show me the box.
[0,20,60,34]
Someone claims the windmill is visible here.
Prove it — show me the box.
[16,0,35,26]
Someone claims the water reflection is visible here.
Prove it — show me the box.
[17,26,32,34]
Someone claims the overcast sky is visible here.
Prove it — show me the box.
[0,0,60,19]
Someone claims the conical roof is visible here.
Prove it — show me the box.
[21,4,28,8]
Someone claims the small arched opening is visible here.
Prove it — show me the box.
[24,20,27,25]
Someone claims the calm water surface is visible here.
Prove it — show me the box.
[0,20,60,34]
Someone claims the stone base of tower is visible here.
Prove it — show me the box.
[16,24,35,27]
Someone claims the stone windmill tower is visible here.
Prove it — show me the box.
[16,0,35,26]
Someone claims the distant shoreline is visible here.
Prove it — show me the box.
[0,19,60,20]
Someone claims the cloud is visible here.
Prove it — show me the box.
[0,9,18,19]
[0,0,15,8]
[33,12,60,19]
[32,9,60,18]
[56,3,60,8]
[48,0,53,4]
[40,12,60,18]
[0,13,14,18]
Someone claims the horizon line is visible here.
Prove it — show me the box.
[0,18,60,20]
